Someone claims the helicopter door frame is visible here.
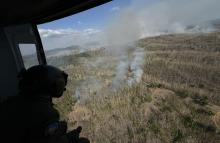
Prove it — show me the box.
[0,24,47,99]
[32,24,47,65]
[4,23,47,69]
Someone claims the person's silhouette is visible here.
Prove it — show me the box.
[0,65,89,143]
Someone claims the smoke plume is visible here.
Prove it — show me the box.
[127,48,145,86]
[71,0,220,98]
[104,0,220,89]
[105,0,220,42]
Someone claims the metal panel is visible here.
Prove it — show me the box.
[0,28,20,98]
[0,0,111,26]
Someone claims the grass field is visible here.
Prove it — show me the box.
[54,31,220,143]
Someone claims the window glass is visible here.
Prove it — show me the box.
[19,43,38,68]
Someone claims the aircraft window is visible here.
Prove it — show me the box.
[19,44,39,68]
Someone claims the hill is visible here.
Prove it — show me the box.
[53,31,220,143]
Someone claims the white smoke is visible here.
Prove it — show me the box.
[104,8,143,89]
[74,77,103,104]
[104,0,220,42]
[104,0,220,90]
[104,8,141,55]
[136,0,220,37]
[127,48,145,86]
[111,47,145,88]
[112,55,129,89]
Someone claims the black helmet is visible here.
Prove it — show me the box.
[18,65,68,98]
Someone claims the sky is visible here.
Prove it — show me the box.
[37,0,161,51]
[38,0,158,30]
[37,0,220,51]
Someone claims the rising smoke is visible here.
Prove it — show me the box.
[136,0,220,37]
[104,0,220,89]
[105,0,220,42]
[127,48,145,86]
[111,48,145,89]
[74,0,220,98]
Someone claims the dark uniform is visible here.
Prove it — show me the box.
[0,65,89,143]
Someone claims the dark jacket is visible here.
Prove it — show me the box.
[0,95,60,143]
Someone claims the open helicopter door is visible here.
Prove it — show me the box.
[0,24,46,100]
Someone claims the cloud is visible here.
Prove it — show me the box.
[39,0,220,51]
[82,28,101,35]
[38,28,78,38]
[39,28,101,38]
[111,6,120,12]
[39,28,103,50]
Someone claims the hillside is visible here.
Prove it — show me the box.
[53,31,220,143]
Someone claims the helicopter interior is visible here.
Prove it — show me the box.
[0,0,111,101]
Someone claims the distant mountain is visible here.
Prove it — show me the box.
[22,44,105,68]
[45,45,81,57]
